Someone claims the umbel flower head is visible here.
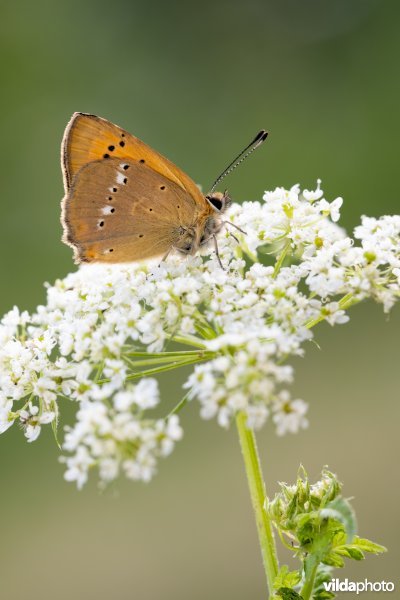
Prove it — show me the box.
[0,182,399,487]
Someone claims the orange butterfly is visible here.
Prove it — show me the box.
[61,113,267,265]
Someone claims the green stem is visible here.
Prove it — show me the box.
[170,334,208,348]
[124,352,214,368]
[300,558,319,600]
[124,350,211,358]
[305,293,360,329]
[125,356,209,381]
[236,412,279,597]
[273,241,291,278]
[166,393,190,418]
[98,356,209,385]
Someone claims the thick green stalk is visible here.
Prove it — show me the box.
[300,557,319,600]
[236,412,279,597]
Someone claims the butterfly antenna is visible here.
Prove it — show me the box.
[209,130,268,194]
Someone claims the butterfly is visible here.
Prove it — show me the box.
[61,113,267,266]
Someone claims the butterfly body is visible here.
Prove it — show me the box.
[61,113,230,264]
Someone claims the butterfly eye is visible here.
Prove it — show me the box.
[207,195,223,211]
[206,192,231,213]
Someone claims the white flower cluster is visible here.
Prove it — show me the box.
[0,182,399,487]
[62,378,182,489]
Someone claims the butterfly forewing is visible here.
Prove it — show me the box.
[62,113,205,208]
[62,157,199,263]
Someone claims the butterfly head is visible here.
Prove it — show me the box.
[174,191,231,256]
[202,190,231,242]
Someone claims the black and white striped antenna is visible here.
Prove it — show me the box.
[208,129,268,194]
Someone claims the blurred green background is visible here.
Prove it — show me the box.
[1,0,399,598]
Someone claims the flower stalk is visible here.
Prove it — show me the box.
[300,558,318,600]
[272,240,291,278]
[236,411,279,596]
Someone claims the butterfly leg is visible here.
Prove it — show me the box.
[223,220,247,235]
[228,231,240,244]
[160,247,173,266]
[212,234,225,270]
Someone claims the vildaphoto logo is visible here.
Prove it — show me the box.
[323,578,395,594]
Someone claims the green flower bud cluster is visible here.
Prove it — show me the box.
[268,467,386,600]
[269,467,342,540]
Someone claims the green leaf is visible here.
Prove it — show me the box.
[313,590,335,600]
[329,535,385,564]
[322,552,345,568]
[273,565,301,589]
[325,497,357,542]
[344,546,365,561]
[331,530,346,547]
[313,566,335,600]
[352,536,387,554]
[334,545,364,560]
[276,587,303,600]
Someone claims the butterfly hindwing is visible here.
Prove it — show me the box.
[62,157,199,263]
